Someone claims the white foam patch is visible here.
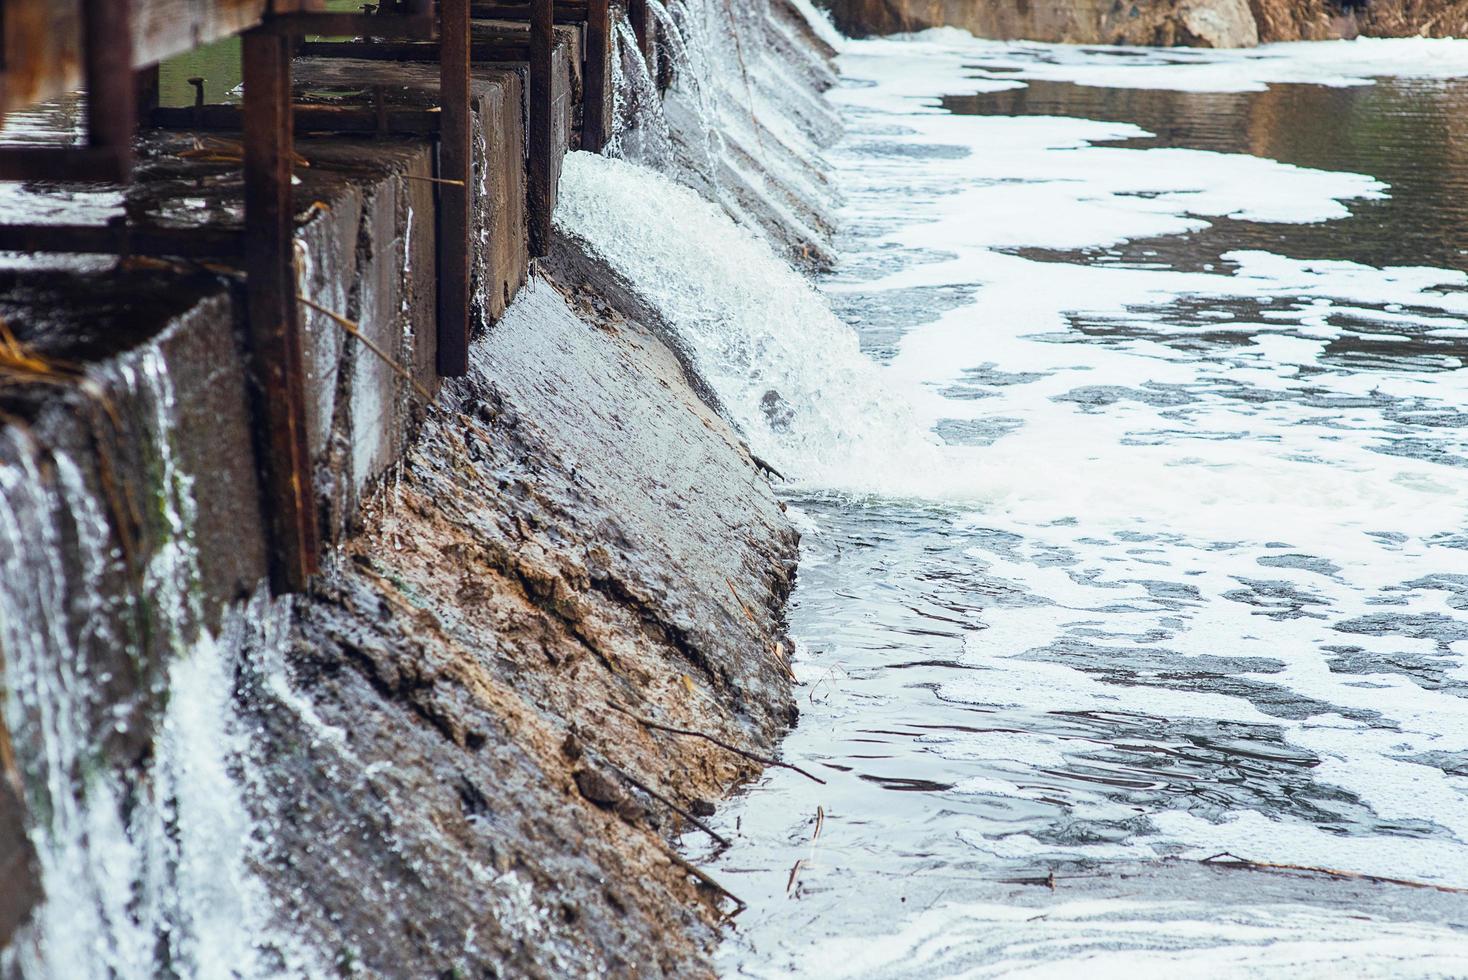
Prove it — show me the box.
[763,898,1468,979]
[851,30,1468,94]
[704,32,1468,980]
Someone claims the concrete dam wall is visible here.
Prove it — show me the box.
[0,2,841,976]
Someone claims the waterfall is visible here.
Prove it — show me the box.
[606,0,843,263]
[555,151,953,499]
[0,351,301,979]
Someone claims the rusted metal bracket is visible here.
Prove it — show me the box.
[438,0,473,376]
[471,0,610,153]
[527,0,555,257]
[0,0,136,182]
[0,222,244,258]
[241,27,321,594]
[150,103,445,136]
[255,12,438,37]
[628,0,652,63]
[472,0,590,21]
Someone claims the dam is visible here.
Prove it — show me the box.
[2,0,1468,976]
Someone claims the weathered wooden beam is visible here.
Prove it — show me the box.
[0,0,136,182]
[583,0,611,152]
[241,28,319,594]
[256,11,437,36]
[528,0,554,257]
[0,0,328,119]
[294,36,534,60]
[471,1,590,23]
[0,223,244,258]
[150,103,444,135]
[0,148,127,182]
[437,0,473,377]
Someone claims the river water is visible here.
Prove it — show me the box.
[676,33,1468,976]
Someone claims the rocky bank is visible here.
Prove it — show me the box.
[825,0,1468,46]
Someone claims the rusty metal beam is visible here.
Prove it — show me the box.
[628,0,650,62]
[471,1,590,22]
[528,0,554,257]
[583,0,611,152]
[0,223,244,258]
[0,148,129,183]
[437,0,472,376]
[256,12,437,36]
[150,103,444,135]
[295,38,531,60]
[241,28,319,594]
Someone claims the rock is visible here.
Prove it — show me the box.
[574,766,628,810]
[1181,0,1260,47]
[827,0,1264,47]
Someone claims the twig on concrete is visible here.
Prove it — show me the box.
[605,761,731,849]
[297,295,435,403]
[610,701,826,784]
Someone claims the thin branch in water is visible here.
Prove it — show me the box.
[664,848,746,917]
[1199,852,1468,894]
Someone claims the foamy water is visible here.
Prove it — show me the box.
[562,32,1468,977]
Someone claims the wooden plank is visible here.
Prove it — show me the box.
[241,28,319,594]
[0,0,326,119]
[437,0,473,377]
[256,12,437,36]
[528,0,554,257]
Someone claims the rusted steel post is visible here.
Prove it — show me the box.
[583,0,611,152]
[242,29,320,594]
[82,0,137,178]
[135,66,161,120]
[529,0,554,257]
[628,0,651,64]
[437,0,473,376]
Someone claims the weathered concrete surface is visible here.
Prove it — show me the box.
[0,727,35,950]
[0,83,495,958]
[239,272,797,977]
[826,0,1260,46]
[0,5,821,974]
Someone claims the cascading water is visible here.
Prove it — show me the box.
[606,0,842,262]
[560,22,1468,978]
[0,348,306,979]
